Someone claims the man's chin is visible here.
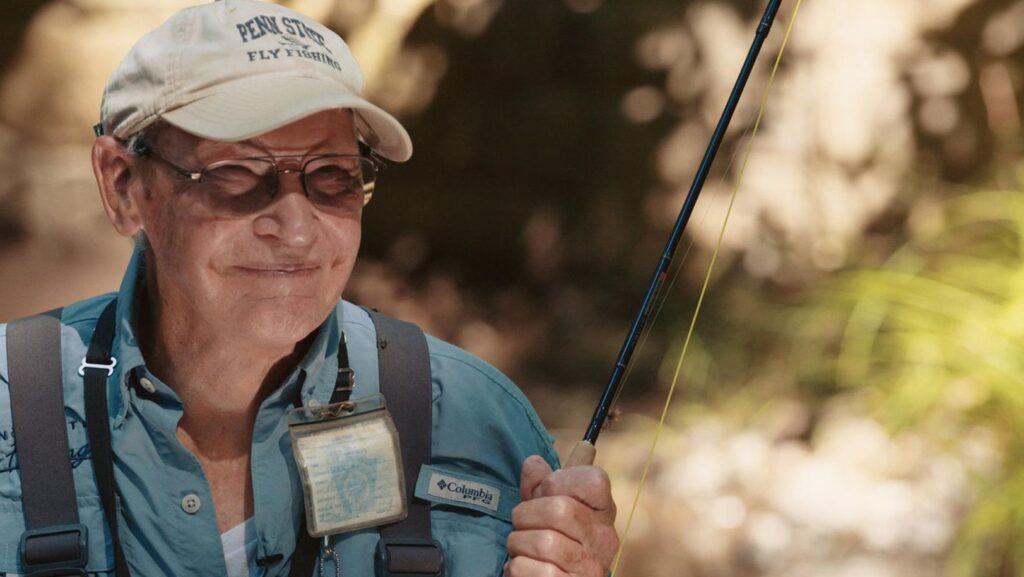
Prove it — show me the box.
[238,298,332,348]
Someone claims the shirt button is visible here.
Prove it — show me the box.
[138,377,157,394]
[181,494,202,515]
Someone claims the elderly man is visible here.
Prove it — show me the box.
[0,1,617,576]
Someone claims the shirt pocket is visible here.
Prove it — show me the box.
[0,496,114,575]
[415,464,518,577]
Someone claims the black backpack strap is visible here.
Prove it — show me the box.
[82,299,131,577]
[365,309,445,577]
[7,308,89,576]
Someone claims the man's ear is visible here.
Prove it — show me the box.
[92,135,146,237]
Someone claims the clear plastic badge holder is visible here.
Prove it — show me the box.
[289,394,408,537]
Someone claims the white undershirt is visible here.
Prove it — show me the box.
[222,517,258,577]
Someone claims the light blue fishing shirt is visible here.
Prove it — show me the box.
[0,248,559,576]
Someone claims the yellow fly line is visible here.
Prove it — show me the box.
[610,1,805,573]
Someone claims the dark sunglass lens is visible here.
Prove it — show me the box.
[305,157,372,209]
[202,161,275,215]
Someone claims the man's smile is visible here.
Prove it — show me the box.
[233,263,321,276]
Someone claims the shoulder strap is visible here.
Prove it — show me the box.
[7,308,90,575]
[366,309,445,577]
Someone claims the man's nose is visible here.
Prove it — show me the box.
[252,171,317,247]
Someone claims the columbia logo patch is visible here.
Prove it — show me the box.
[428,472,501,512]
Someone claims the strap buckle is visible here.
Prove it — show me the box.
[20,524,88,576]
[336,367,355,389]
[78,356,117,377]
[330,368,355,404]
[375,538,445,577]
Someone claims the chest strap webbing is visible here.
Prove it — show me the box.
[7,308,90,576]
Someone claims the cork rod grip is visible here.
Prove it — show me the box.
[564,440,597,468]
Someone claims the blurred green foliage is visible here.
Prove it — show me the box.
[809,175,1024,575]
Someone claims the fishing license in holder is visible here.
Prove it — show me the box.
[289,393,407,537]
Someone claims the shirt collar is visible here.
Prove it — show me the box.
[109,245,344,422]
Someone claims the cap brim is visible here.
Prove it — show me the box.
[160,74,412,162]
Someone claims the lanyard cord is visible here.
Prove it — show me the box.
[83,300,130,577]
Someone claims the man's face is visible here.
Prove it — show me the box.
[134,109,362,348]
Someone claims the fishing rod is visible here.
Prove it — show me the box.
[566,0,783,466]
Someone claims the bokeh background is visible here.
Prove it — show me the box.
[2,0,1023,575]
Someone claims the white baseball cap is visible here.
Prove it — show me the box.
[96,0,412,162]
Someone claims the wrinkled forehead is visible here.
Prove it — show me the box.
[150,108,360,158]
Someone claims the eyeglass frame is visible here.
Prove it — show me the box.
[123,137,385,213]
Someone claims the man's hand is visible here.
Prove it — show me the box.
[505,455,619,577]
